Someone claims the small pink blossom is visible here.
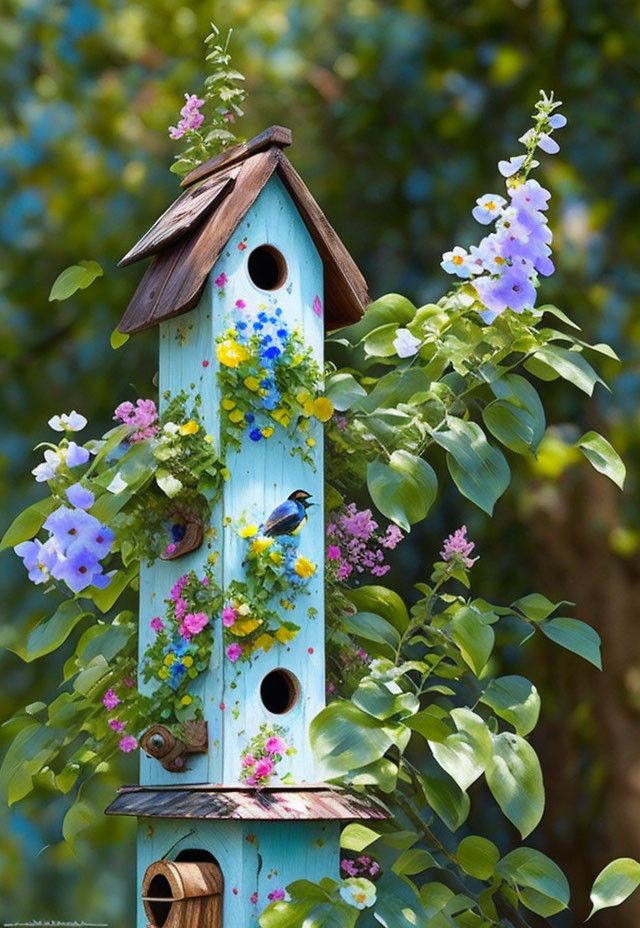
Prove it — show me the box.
[179,612,209,639]
[164,543,177,556]
[150,616,164,633]
[312,295,323,317]
[169,93,205,140]
[440,525,477,569]
[114,398,158,443]
[170,575,189,601]
[327,545,342,561]
[222,604,237,627]
[264,736,287,756]
[215,272,228,289]
[235,299,246,308]
[119,735,138,753]
[103,689,120,710]
[250,892,259,905]
[108,718,125,732]
[268,888,287,902]
[226,642,243,662]
[242,754,257,768]
[245,775,258,786]
[254,757,275,780]
[174,597,188,620]
[202,359,210,368]
[123,677,135,689]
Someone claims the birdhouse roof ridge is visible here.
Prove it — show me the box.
[116,128,369,336]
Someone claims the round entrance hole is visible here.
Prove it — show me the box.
[145,873,173,928]
[175,848,217,864]
[260,668,299,714]
[247,245,287,290]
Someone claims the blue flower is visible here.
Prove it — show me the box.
[276,328,288,340]
[249,429,263,442]
[44,507,102,553]
[66,441,90,468]
[52,545,110,594]
[262,346,281,361]
[253,322,263,332]
[262,394,279,411]
[237,321,247,330]
[245,413,255,424]
[258,311,268,322]
[66,483,94,510]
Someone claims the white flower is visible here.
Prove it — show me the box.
[32,449,62,482]
[393,328,421,359]
[48,411,87,432]
[163,422,180,436]
[441,246,475,279]
[237,602,251,616]
[106,473,128,494]
[339,878,376,910]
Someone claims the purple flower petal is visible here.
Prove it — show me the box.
[66,483,95,510]
[537,134,560,155]
[498,155,526,177]
[548,113,567,129]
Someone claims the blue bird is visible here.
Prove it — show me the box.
[263,490,313,537]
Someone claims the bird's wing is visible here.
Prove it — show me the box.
[264,500,299,534]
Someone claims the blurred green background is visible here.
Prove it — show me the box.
[1,0,639,925]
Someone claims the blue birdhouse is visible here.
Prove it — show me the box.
[105,127,386,927]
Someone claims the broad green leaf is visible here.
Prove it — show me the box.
[497,847,570,916]
[345,757,398,793]
[432,418,510,515]
[84,567,135,614]
[0,497,57,551]
[486,733,544,838]
[450,606,495,676]
[428,708,492,791]
[357,368,433,414]
[540,617,602,669]
[15,601,93,663]
[408,707,452,743]
[589,858,640,918]
[392,848,438,876]
[484,374,545,453]
[110,327,129,350]
[340,611,400,654]
[363,323,401,357]
[49,261,103,301]
[457,836,500,881]
[530,345,605,396]
[310,700,406,776]
[325,371,367,410]
[62,799,96,848]
[346,586,410,633]
[375,872,432,928]
[352,679,418,721]
[577,431,626,489]
[332,293,417,346]
[513,593,562,622]
[420,761,470,832]
[340,824,380,852]
[367,450,437,531]
[480,676,541,736]
[539,304,581,331]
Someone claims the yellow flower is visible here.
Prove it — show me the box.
[208,551,219,566]
[253,633,276,653]
[204,434,214,444]
[180,695,193,706]
[164,653,176,666]
[158,667,169,680]
[275,626,298,644]
[228,409,244,424]
[251,536,273,555]
[239,525,258,538]
[311,397,334,422]
[244,376,261,392]
[217,339,250,368]
[222,397,236,411]
[294,556,316,578]
[179,420,200,436]
[237,602,251,616]
[302,399,314,417]
[183,656,194,668]
[306,437,316,448]
[296,391,310,405]
[271,408,291,427]
[269,551,283,566]
[233,617,261,636]
[261,427,274,439]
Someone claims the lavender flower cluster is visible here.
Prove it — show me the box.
[441,93,567,323]
[168,93,205,140]
[326,503,403,581]
[113,398,158,442]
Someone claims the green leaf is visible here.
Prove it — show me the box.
[577,431,626,489]
[310,700,406,777]
[540,617,602,669]
[457,836,500,881]
[15,601,93,663]
[340,611,400,654]
[530,345,606,396]
[333,293,416,346]
[49,261,103,301]
[0,497,57,551]
[420,760,470,832]
[363,323,401,357]
[85,567,135,614]
[589,858,640,918]
[367,450,437,532]
[325,371,367,410]
[353,679,418,721]
[483,374,545,454]
[110,328,129,350]
[513,592,562,622]
[346,586,410,633]
[486,733,544,838]
[496,847,570,916]
[345,757,398,793]
[432,418,510,515]
[480,676,541,736]
[428,708,493,791]
[340,824,380,852]
[62,799,95,848]
[450,606,495,676]
[392,848,438,876]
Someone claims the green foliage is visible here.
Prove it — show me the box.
[48,261,103,302]
[589,859,640,918]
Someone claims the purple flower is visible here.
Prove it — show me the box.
[66,483,95,510]
[510,178,551,213]
[103,689,120,710]
[14,538,62,584]
[150,616,164,633]
[222,604,237,627]
[44,507,100,551]
[473,264,537,323]
[75,522,114,560]
[472,193,506,225]
[66,442,90,468]
[214,272,228,289]
[264,736,287,755]
[169,93,205,140]
[441,246,477,279]
[114,398,158,442]
[440,525,477,569]
[226,642,243,662]
[537,134,560,154]
[48,411,87,432]
[548,113,567,129]
[108,718,125,732]
[53,546,110,593]
[498,155,526,177]
[327,545,342,561]
[170,574,189,601]
[119,735,138,753]
[32,449,62,482]
[268,888,287,902]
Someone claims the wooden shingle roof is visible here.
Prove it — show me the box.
[117,126,369,335]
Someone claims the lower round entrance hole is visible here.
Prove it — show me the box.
[260,668,299,714]
[247,245,287,290]
[146,873,173,928]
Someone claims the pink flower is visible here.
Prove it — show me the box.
[164,543,177,556]
[264,736,287,756]
[312,295,323,317]
[215,272,228,289]
[174,597,188,620]
[179,612,208,638]
[250,892,259,905]
[226,642,243,662]
[235,299,246,308]
[123,677,135,689]
[109,718,125,732]
[222,604,237,627]
[245,774,258,786]
[341,859,359,877]
[327,545,342,561]
[150,616,164,633]
[170,575,189,601]
[103,689,120,710]
[440,525,477,569]
[114,398,158,443]
[119,735,138,753]
[169,93,205,139]
[268,888,286,902]
[242,754,257,768]
[254,757,275,780]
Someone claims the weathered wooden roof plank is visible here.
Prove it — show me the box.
[180,125,293,188]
